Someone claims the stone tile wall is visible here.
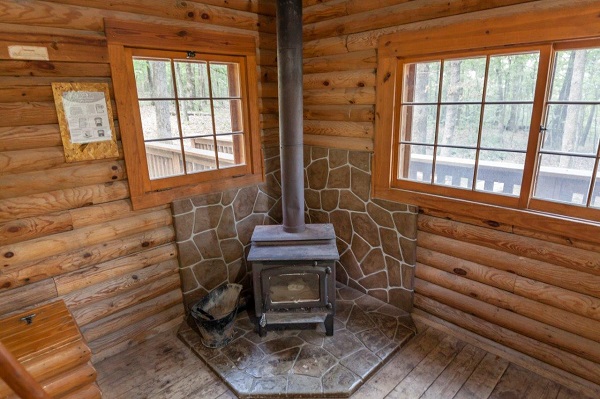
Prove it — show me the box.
[304,147,417,311]
[171,146,417,312]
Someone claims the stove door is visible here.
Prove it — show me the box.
[261,264,330,310]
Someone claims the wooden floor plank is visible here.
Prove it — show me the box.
[489,364,561,399]
[386,335,466,399]
[95,324,598,399]
[421,344,487,399]
[351,326,445,398]
[453,352,510,399]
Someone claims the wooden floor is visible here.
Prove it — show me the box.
[96,322,592,399]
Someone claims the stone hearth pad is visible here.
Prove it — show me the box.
[178,283,416,398]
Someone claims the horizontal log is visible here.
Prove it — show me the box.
[0,60,110,77]
[54,243,177,296]
[0,147,67,176]
[304,134,373,152]
[417,230,600,299]
[0,83,114,103]
[0,124,61,151]
[258,82,277,98]
[0,180,129,224]
[512,224,600,253]
[66,0,276,33]
[0,101,58,127]
[414,293,600,386]
[417,246,600,322]
[417,246,517,293]
[418,206,514,233]
[62,259,179,311]
[0,76,111,88]
[303,35,347,58]
[303,69,376,90]
[0,341,91,398]
[189,0,276,16]
[60,383,101,399]
[0,31,107,63]
[258,66,277,83]
[416,263,600,347]
[1,208,171,269]
[0,159,125,200]
[0,278,57,315]
[304,120,373,138]
[418,215,600,277]
[304,87,375,105]
[259,97,278,114]
[260,113,278,129]
[70,272,180,327]
[303,0,537,41]
[303,49,376,74]
[345,0,583,53]
[0,226,175,290]
[30,362,97,399]
[304,104,374,122]
[257,48,277,67]
[68,199,164,229]
[90,307,183,363]
[0,210,73,246]
[81,289,182,342]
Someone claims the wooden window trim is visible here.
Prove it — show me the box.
[373,2,600,238]
[106,19,263,209]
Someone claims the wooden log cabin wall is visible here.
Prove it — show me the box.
[301,0,600,392]
[0,0,278,364]
[0,0,599,395]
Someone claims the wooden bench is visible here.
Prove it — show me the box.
[0,301,101,399]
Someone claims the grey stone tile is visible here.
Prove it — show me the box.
[340,348,382,380]
[355,328,392,353]
[323,329,364,359]
[259,336,304,353]
[293,346,337,378]
[251,376,288,395]
[322,364,361,395]
[221,337,265,370]
[287,374,323,395]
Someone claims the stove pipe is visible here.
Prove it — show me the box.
[277,0,305,233]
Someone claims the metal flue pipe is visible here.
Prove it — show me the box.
[277,0,305,233]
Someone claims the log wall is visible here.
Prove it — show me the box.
[0,0,277,363]
[302,0,600,390]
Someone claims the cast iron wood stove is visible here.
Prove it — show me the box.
[247,0,339,336]
[248,224,339,337]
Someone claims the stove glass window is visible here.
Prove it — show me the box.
[268,273,320,304]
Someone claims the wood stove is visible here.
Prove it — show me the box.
[248,224,339,336]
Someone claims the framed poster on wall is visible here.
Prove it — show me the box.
[52,82,119,162]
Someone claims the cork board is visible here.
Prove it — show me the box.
[52,82,119,162]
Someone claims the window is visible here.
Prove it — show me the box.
[374,5,600,226]
[106,20,262,209]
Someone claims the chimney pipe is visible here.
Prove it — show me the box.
[277,0,305,233]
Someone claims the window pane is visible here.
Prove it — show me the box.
[145,139,184,179]
[133,59,174,99]
[139,100,179,140]
[174,61,209,98]
[216,134,245,168]
[214,99,243,134]
[434,148,476,189]
[398,144,433,182]
[438,104,481,147]
[402,61,440,103]
[591,173,600,208]
[486,52,539,102]
[481,104,532,151]
[543,104,600,154]
[179,100,213,137]
[183,138,217,173]
[210,62,241,98]
[441,57,486,102]
[550,48,600,102]
[534,154,594,204]
[400,105,437,144]
[476,151,525,196]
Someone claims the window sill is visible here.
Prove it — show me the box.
[373,185,600,246]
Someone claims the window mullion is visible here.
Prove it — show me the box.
[519,45,553,209]
[431,61,444,185]
[472,55,491,191]
[169,58,187,176]
[206,62,220,170]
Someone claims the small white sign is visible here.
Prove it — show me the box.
[62,91,113,144]
[8,45,49,61]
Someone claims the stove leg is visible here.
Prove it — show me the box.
[325,314,334,336]
[258,324,267,337]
